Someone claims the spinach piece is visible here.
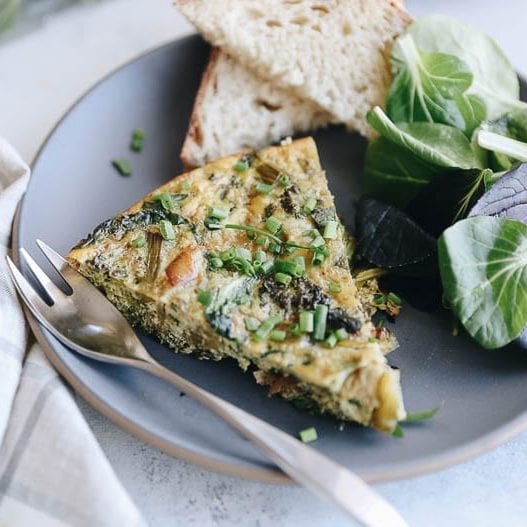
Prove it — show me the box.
[367,107,483,171]
[402,15,525,121]
[364,137,438,208]
[355,197,436,269]
[76,199,187,248]
[438,216,527,349]
[388,34,474,132]
[205,276,257,339]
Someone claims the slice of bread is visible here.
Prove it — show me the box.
[175,0,412,139]
[181,49,333,168]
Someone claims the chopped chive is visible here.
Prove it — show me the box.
[373,294,386,305]
[299,427,318,443]
[132,128,144,140]
[302,229,317,238]
[284,244,297,255]
[180,181,190,191]
[275,272,292,286]
[292,256,305,276]
[209,257,223,269]
[152,192,174,210]
[323,333,338,348]
[368,337,380,344]
[245,317,260,332]
[403,404,442,423]
[313,304,328,341]
[289,323,301,337]
[233,160,248,172]
[256,182,273,194]
[303,196,317,214]
[224,224,282,244]
[259,260,274,275]
[254,251,267,263]
[255,236,269,248]
[204,218,223,230]
[278,174,290,187]
[197,289,212,306]
[323,220,338,240]
[130,128,145,152]
[131,236,146,248]
[270,329,287,342]
[269,242,282,255]
[392,424,404,438]
[312,250,326,266]
[208,206,228,220]
[335,328,348,341]
[265,216,282,234]
[299,311,314,333]
[310,236,325,249]
[220,248,236,261]
[235,247,252,261]
[246,231,257,240]
[329,280,342,294]
[253,315,283,342]
[274,259,300,276]
[159,220,175,240]
[387,292,402,305]
[112,158,132,176]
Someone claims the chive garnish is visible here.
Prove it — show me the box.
[335,328,348,341]
[233,160,248,172]
[235,247,252,261]
[209,257,223,269]
[254,251,267,263]
[310,236,325,249]
[313,304,328,341]
[303,196,317,214]
[329,280,342,294]
[270,329,287,342]
[208,206,228,220]
[299,311,314,333]
[373,294,386,305]
[153,192,174,210]
[269,242,282,255]
[245,317,260,332]
[278,174,290,187]
[289,324,301,337]
[112,158,132,176]
[323,220,338,240]
[159,220,175,240]
[260,260,274,275]
[253,315,282,342]
[387,292,402,305]
[265,216,282,235]
[392,424,404,438]
[131,236,146,248]
[204,218,224,230]
[197,289,212,306]
[323,333,338,348]
[299,427,318,443]
[274,259,302,276]
[275,272,292,286]
[255,236,269,248]
[224,224,282,244]
[180,181,190,191]
[220,248,236,261]
[130,128,145,152]
[256,182,273,195]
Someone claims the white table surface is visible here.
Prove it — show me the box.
[2,1,527,525]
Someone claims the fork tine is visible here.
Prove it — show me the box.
[5,256,52,319]
[20,248,68,302]
[36,239,101,293]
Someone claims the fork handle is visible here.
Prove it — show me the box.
[140,360,407,527]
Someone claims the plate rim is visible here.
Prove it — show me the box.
[13,35,527,484]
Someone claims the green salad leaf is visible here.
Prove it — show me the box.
[388,34,474,131]
[438,216,527,348]
[401,15,526,121]
[367,107,483,170]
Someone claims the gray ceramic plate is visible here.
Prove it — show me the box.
[13,35,527,484]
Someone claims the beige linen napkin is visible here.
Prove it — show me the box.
[0,137,145,527]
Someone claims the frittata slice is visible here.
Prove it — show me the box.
[68,137,406,432]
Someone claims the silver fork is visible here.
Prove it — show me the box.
[6,240,408,527]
